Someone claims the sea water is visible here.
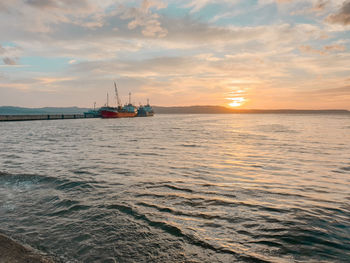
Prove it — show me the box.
[0,114,349,262]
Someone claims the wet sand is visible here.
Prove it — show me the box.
[0,233,54,263]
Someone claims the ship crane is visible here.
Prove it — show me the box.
[114,81,122,107]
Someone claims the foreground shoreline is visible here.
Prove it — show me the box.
[0,233,54,263]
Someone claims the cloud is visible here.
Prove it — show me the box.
[299,44,346,55]
[161,19,324,49]
[0,0,168,40]
[0,43,23,67]
[183,0,239,13]
[0,0,104,33]
[311,0,328,12]
[0,3,8,12]
[258,0,292,5]
[35,76,75,84]
[315,86,350,95]
[299,45,326,55]
[3,57,18,65]
[299,86,350,108]
[26,0,60,9]
[324,44,346,51]
[0,3,326,63]
[0,0,325,49]
[291,0,329,15]
[25,0,91,10]
[0,44,5,54]
[327,0,350,25]
[120,0,168,37]
[0,0,349,109]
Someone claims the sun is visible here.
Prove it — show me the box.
[227,97,246,107]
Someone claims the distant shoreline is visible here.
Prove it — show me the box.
[0,106,349,115]
[153,107,350,115]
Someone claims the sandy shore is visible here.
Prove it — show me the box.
[0,233,55,263]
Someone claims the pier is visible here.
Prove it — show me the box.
[0,114,96,122]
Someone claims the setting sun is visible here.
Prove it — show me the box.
[226,89,247,107]
[228,97,246,107]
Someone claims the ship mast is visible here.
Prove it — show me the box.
[129,92,131,105]
[114,81,121,107]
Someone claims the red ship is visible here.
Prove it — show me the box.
[100,106,137,118]
[100,82,137,118]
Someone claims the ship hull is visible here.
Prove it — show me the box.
[137,112,154,117]
[101,110,136,118]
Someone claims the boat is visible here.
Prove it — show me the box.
[84,102,101,118]
[100,106,137,118]
[137,99,154,117]
[100,82,137,118]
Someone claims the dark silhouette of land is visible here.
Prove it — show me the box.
[0,106,90,115]
[153,106,350,114]
[0,106,349,115]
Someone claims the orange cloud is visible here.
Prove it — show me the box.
[323,44,346,52]
[299,45,325,55]
[299,44,346,55]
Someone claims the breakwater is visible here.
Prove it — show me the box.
[0,114,94,122]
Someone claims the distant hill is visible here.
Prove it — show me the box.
[0,106,90,115]
[0,105,349,115]
[153,106,234,114]
[153,106,350,114]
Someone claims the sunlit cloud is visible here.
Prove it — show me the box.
[36,77,76,84]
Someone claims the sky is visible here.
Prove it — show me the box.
[0,0,349,109]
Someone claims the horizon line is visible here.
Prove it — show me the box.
[1,105,349,112]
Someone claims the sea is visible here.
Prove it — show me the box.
[0,114,349,263]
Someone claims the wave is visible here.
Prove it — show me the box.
[47,204,91,217]
[145,183,194,193]
[105,202,271,262]
[0,171,59,189]
[0,170,97,193]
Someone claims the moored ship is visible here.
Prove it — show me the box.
[84,102,102,118]
[100,104,137,118]
[137,99,154,117]
[100,82,137,118]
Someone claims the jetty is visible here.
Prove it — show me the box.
[0,114,96,122]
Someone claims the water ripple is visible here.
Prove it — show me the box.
[1,114,350,262]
